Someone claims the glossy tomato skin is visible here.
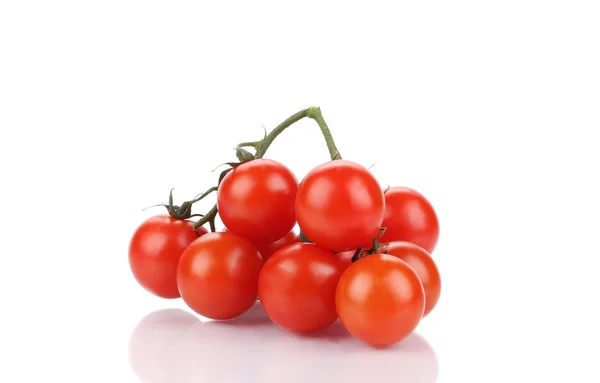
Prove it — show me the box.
[256,230,301,262]
[295,160,385,252]
[335,250,356,267]
[336,254,425,347]
[335,248,373,267]
[128,215,208,299]
[258,243,346,333]
[177,232,263,320]
[380,187,440,254]
[222,227,301,262]
[217,159,298,244]
[379,241,441,317]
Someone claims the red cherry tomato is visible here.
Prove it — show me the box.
[378,241,441,317]
[336,254,425,347]
[256,230,301,261]
[177,232,263,320]
[128,215,208,299]
[222,227,301,262]
[217,159,298,244]
[335,250,356,266]
[258,243,346,333]
[295,160,385,252]
[380,186,440,253]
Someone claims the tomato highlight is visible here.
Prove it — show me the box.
[336,254,426,347]
[296,160,385,252]
[177,232,263,320]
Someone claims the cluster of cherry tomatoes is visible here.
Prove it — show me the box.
[129,108,441,347]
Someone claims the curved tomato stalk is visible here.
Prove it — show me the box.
[193,106,343,233]
[234,107,341,161]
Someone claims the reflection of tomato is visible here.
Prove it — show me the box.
[259,243,346,333]
[175,305,274,383]
[333,332,439,382]
[177,232,263,320]
[128,309,199,383]
[130,308,439,383]
[380,187,439,253]
[295,160,385,252]
[379,242,441,317]
[217,159,298,244]
[129,215,208,299]
[336,254,425,347]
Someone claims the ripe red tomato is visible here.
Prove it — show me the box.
[256,230,301,261]
[222,227,301,262]
[378,241,441,317]
[380,186,440,253]
[336,254,425,347]
[177,231,263,320]
[258,243,346,333]
[295,160,385,252]
[217,159,298,244]
[128,215,208,299]
[335,250,356,266]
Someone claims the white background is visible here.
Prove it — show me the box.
[1,1,599,382]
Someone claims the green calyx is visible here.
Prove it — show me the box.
[350,227,388,263]
[144,188,217,220]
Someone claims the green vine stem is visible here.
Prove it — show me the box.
[371,236,381,254]
[306,107,341,161]
[194,204,217,230]
[194,106,341,231]
[250,106,342,160]
[350,228,388,263]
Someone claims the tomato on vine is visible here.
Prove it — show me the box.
[130,106,443,348]
[222,227,301,262]
[295,160,385,252]
[217,159,298,244]
[177,231,263,320]
[129,189,212,299]
[258,243,346,333]
[129,215,207,299]
[380,186,440,254]
[255,230,300,261]
[378,241,441,317]
[335,249,356,266]
[336,253,425,347]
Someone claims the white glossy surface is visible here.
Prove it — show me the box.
[128,304,439,383]
[2,1,600,382]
